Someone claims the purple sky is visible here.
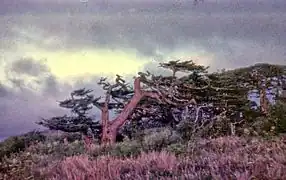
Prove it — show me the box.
[0,0,286,139]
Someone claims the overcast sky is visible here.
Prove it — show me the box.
[0,0,285,139]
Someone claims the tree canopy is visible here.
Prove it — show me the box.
[37,60,286,144]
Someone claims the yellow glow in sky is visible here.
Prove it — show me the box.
[21,45,149,80]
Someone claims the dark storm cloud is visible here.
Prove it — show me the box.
[9,58,49,76]
[51,12,286,58]
[41,74,60,96]
[0,59,67,138]
[0,63,61,124]
[1,0,284,68]
[2,0,286,15]
[0,66,106,139]
[41,74,106,99]
[4,58,58,96]
[4,57,105,98]
[0,0,286,138]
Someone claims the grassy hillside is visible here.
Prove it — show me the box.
[1,128,286,180]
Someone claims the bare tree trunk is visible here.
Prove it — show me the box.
[101,84,112,145]
[230,123,235,136]
[260,87,269,115]
[100,77,160,146]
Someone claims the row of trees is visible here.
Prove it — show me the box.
[37,60,286,145]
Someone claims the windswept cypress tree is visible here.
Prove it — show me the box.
[37,60,286,145]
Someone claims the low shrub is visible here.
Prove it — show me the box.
[0,131,46,160]
[44,136,286,180]
[142,128,182,151]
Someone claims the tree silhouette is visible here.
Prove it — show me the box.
[36,88,102,137]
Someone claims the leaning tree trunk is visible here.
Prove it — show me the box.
[100,77,159,146]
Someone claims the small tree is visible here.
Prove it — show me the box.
[37,60,208,145]
[36,88,102,139]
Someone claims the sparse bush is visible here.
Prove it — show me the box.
[0,131,46,160]
[63,132,83,143]
[270,101,286,133]
[176,116,232,140]
[109,140,142,157]
[88,139,142,158]
[0,136,26,160]
[247,101,286,137]
[26,140,86,158]
[0,151,48,180]
[165,142,187,155]
[142,128,182,151]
